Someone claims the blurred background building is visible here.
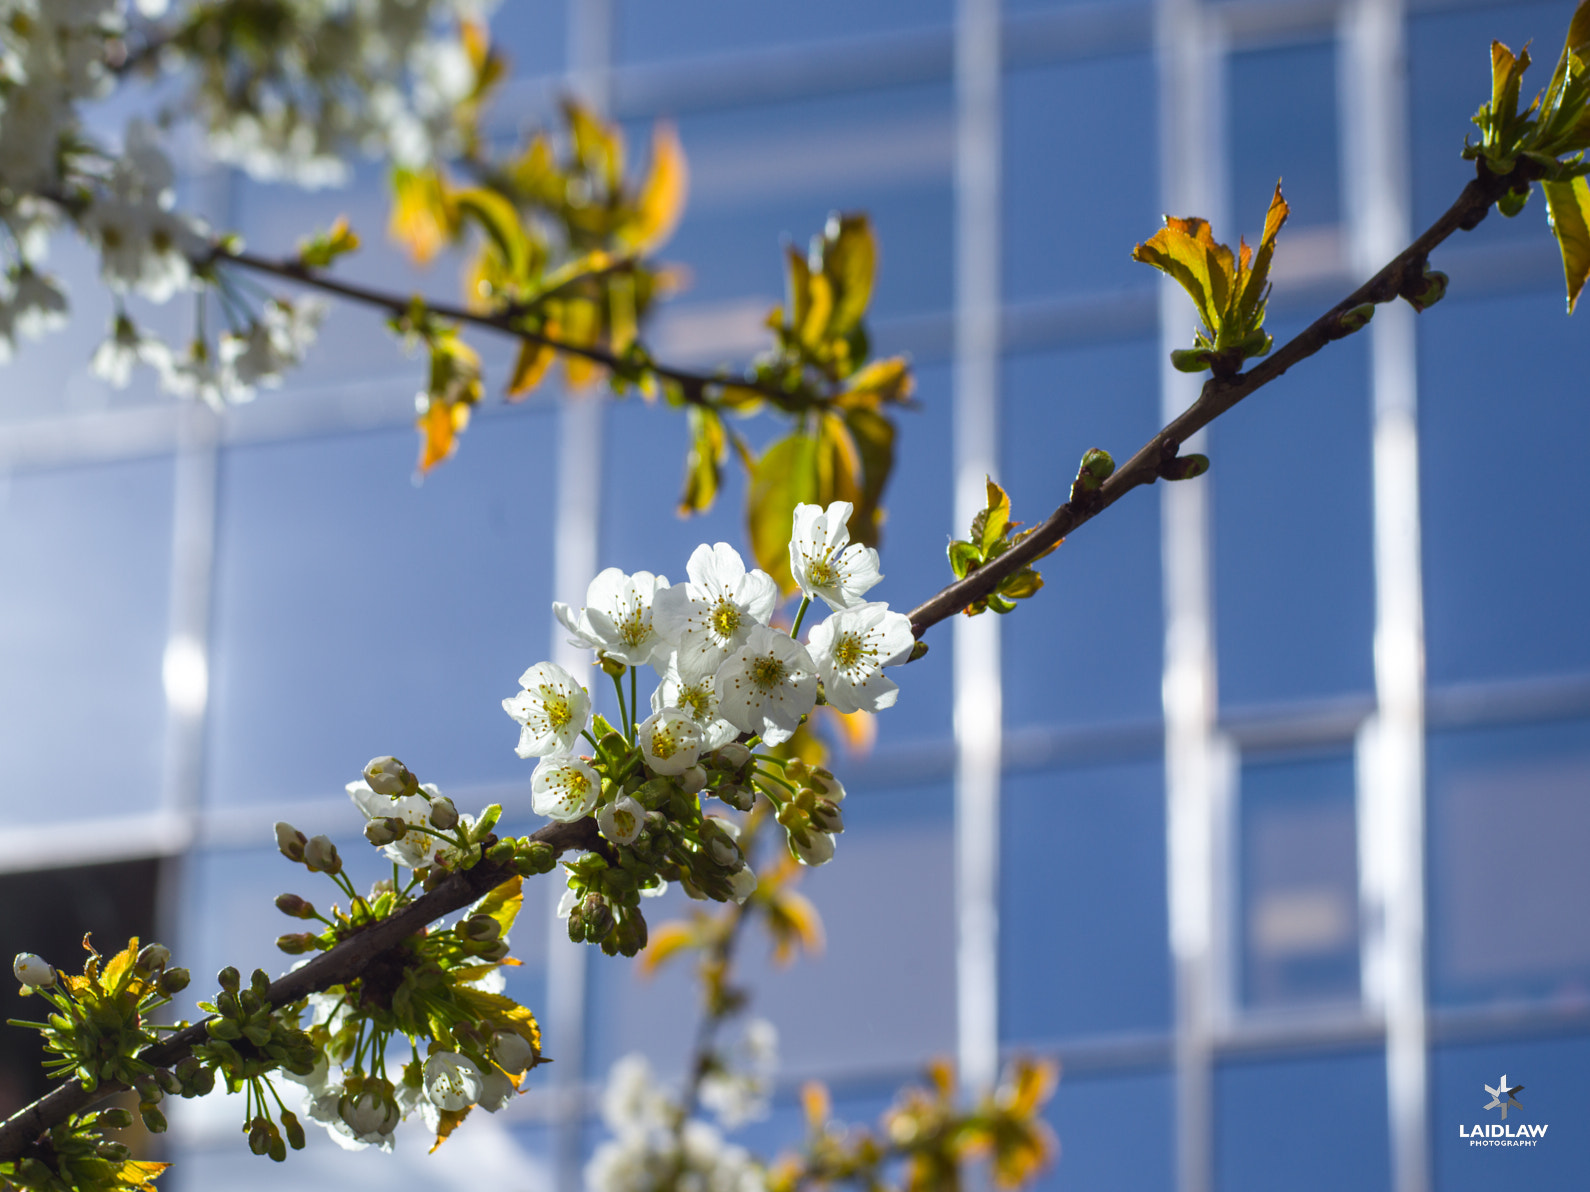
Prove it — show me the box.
[1,0,1587,1189]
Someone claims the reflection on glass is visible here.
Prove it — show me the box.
[1240,752,1360,1009]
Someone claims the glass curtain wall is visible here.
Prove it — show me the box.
[0,1,1585,1190]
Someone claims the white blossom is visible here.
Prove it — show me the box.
[503,661,591,757]
[554,568,672,667]
[788,501,883,610]
[715,624,818,747]
[700,1019,778,1128]
[805,602,915,714]
[347,779,452,869]
[493,1030,537,1075]
[727,865,757,905]
[652,543,777,680]
[636,707,703,776]
[424,1051,484,1113]
[650,657,739,750]
[531,755,601,822]
[13,953,54,988]
[598,794,645,845]
[219,298,328,391]
[790,829,836,867]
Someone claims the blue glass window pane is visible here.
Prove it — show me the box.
[1005,55,1158,302]
[614,0,952,66]
[588,783,955,1082]
[1215,1051,1391,1192]
[1432,1034,1590,1189]
[1001,344,1164,731]
[1034,1071,1173,1192]
[1002,762,1171,1040]
[1428,719,1590,1008]
[0,457,172,823]
[1239,752,1360,1009]
[207,412,558,806]
[662,85,954,320]
[1213,318,1374,707]
[1410,3,1572,246]
[489,1,565,80]
[1420,292,1590,685]
[1229,41,1339,236]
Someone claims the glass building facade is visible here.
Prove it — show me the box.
[1,1,1587,1189]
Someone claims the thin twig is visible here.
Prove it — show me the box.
[905,160,1533,637]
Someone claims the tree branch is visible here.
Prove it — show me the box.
[0,816,604,1162]
[905,161,1534,638]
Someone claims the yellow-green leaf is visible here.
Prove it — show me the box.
[1131,215,1228,337]
[475,875,523,937]
[815,411,863,513]
[625,122,688,252]
[416,395,470,472]
[799,270,835,350]
[564,98,623,191]
[1236,182,1288,326]
[637,919,700,975]
[1544,174,1590,311]
[678,405,727,515]
[389,167,455,265]
[836,356,914,407]
[507,336,555,399]
[559,299,601,388]
[508,132,558,203]
[842,404,895,547]
[823,212,877,334]
[784,246,812,338]
[453,187,531,281]
[101,938,139,998]
[978,479,1011,555]
[748,433,818,590]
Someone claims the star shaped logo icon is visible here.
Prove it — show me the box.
[1483,1075,1524,1120]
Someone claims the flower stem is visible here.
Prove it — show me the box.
[629,667,638,735]
[790,595,811,639]
[611,671,631,741]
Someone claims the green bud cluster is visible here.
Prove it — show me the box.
[193,967,318,1093]
[0,1108,159,1192]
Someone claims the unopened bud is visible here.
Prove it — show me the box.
[716,782,754,811]
[304,835,342,874]
[428,796,459,830]
[217,965,241,992]
[363,756,415,796]
[96,1142,132,1161]
[811,798,844,833]
[136,943,171,973]
[274,821,307,862]
[783,759,811,783]
[493,1030,538,1074]
[99,1108,134,1130]
[711,743,753,772]
[251,968,270,997]
[364,817,406,846]
[1401,268,1449,313]
[478,939,511,961]
[275,893,316,919]
[516,840,556,875]
[276,933,320,955]
[1157,453,1210,482]
[247,1117,271,1155]
[281,1109,306,1151]
[580,893,615,940]
[677,765,708,795]
[908,640,930,662]
[13,953,55,988]
[160,967,191,994]
[614,912,648,957]
[141,1103,168,1134]
[458,914,501,944]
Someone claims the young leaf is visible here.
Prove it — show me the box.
[625,122,688,252]
[1236,183,1289,327]
[389,167,455,265]
[748,433,819,590]
[507,336,555,399]
[453,187,532,281]
[297,216,360,268]
[1131,216,1227,336]
[823,213,877,334]
[842,404,895,546]
[678,405,727,515]
[1544,174,1590,311]
[977,478,1012,555]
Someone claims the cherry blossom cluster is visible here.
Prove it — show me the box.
[500,501,914,953]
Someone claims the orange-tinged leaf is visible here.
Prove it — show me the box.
[429,1104,472,1152]
[475,875,523,937]
[928,1058,956,1099]
[801,1081,831,1130]
[836,356,914,407]
[1237,181,1288,325]
[508,336,555,399]
[457,986,542,1055]
[101,938,140,997]
[1131,215,1225,334]
[114,1160,171,1188]
[417,396,470,472]
[1545,175,1590,312]
[637,920,699,976]
[627,122,688,252]
[764,887,824,965]
[389,167,454,265]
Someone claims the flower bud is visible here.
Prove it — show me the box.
[303,835,342,874]
[247,1117,271,1155]
[478,939,511,961]
[276,933,320,955]
[492,1030,537,1074]
[614,911,648,957]
[677,765,708,794]
[809,768,845,801]
[274,821,307,862]
[728,865,758,905]
[789,827,836,867]
[811,799,844,833]
[783,759,811,783]
[156,1067,182,1096]
[516,840,556,876]
[141,1103,168,1134]
[364,817,406,847]
[217,966,241,992]
[136,943,171,973]
[96,1142,132,1161]
[429,796,459,830]
[274,893,316,919]
[716,783,755,812]
[13,953,54,988]
[457,914,501,944]
[711,743,753,772]
[99,1108,134,1130]
[580,893,615,940]
[160,967,191,994]
[281,1109,306,1151]
[363,756,414,796]
[251,968,270,997]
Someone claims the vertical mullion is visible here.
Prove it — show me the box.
[1156,2,1227,1191]
[549,3,614,1187]
[953,0,1003,1100]
[1341,3,1430,1191]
